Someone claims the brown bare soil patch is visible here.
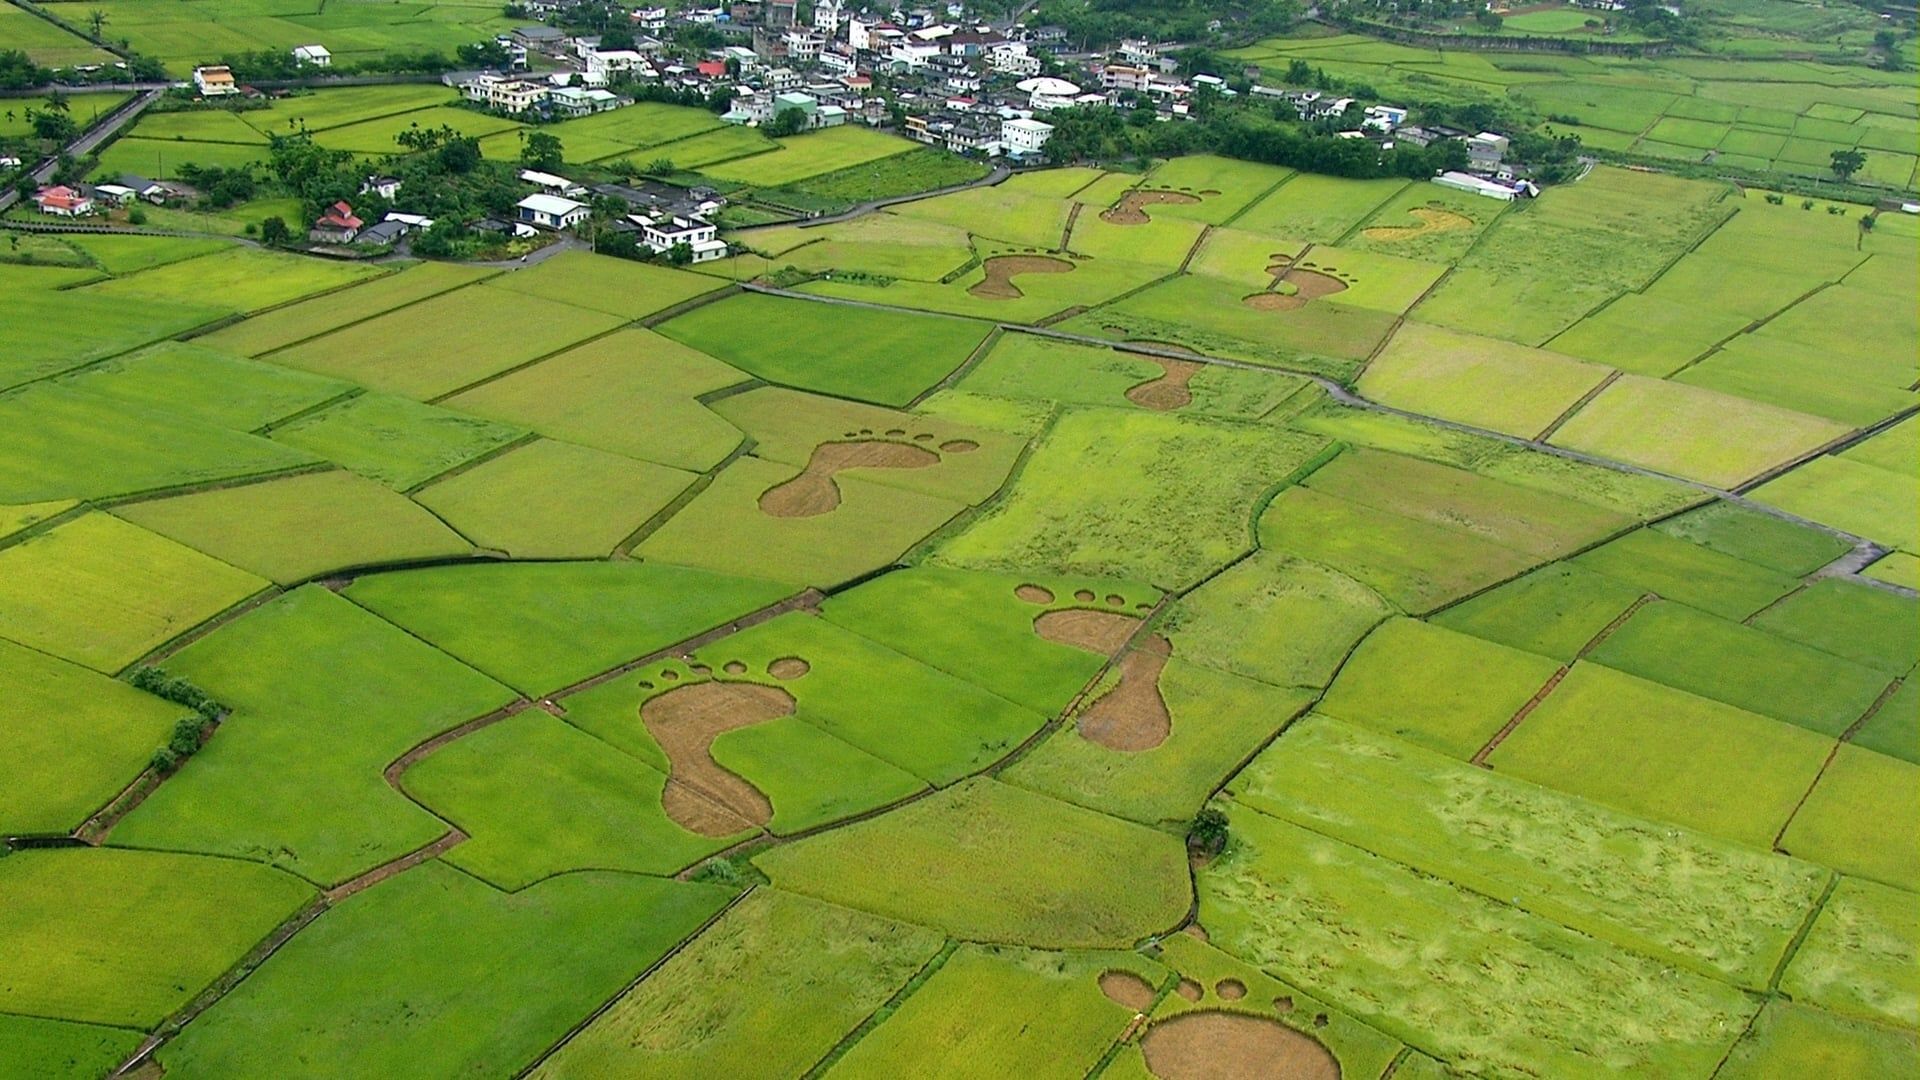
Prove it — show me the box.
[1126,356,1204,411]
[1273,996,1294,1014]
[939,439,978,454]
[1015,584,1056,604]
[1034,608,1141,655]
[1102,189,1202,225]
[1184,923,1209,942]
[1077,636,1172,752]
[722,661,748,675]
[968,254,1075,299]
[759,439,940,517]
[1142,1012,1340,1080]
[768,657,810,680]
[641,681,797,835]
[1244,268,1348,312]
[1176,979,1204,1002]
[1101,970,1158,1012]
[1361,206,1473,242]
[1074,589,1096,602]
[1215,979,1246,1001]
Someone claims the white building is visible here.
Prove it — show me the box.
[516,193,590,229]
[549,86,622,116]
[462,73,550,114]
[989,43,1039,75]
[1362,104,1408,132]
[584,48,646,86]
[291,44,332,66]
[1099,65,1152,93]
[519,169,584,195]
[814,0,845,35]
[632,6,669,29]
[783,30,825,62]
[192,65,239,96]
[1000,116,1052,158]
[1017,76,1080,111]
[634,213,727,261]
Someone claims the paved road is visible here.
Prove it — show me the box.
[0,86,164,212]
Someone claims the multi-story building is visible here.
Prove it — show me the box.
[1000,116,1053,158]
[461,73,551,114]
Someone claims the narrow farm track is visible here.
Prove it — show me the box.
[737,282,1916,597]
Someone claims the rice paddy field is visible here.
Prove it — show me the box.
[2,144,1914,1080]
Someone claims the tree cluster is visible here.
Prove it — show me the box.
[1045,104,1470,180]
[1032,0,1302,48]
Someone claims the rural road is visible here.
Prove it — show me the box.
[0,85,164,213]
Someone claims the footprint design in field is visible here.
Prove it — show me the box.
[757,432,976,518]
[968,254,1076,299]
[1124,357,1205,411]
[1013,584,1171,751]
[1101,189,1204,225]
[638,655,811,836]
[1243,256,1351,312]
[1361,205,1474,243]
[1097,968,1340,1080]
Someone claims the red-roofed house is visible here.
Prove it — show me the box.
[34,185,94,217]
[696,59,726,78]
[309,200,363,243]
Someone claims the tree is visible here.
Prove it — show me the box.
[1285,59,1313,85]
[260,215,291,245]
[1830,148,1865,181]
[1187,808,1229,858]
[1475,9,1503,30]
[765,106,808,138]
[667,241,693,265]
[30,109,78,143]
[87,8,108,38]
[519,130,564,171]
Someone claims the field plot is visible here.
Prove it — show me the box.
[1236,717,1828,987]
[1780,746,1920,891]
[891,183,1074,248]
[1572,526,1799,621]
[80,248,383,315]
[157,863,730,1078]
[1587,600,1891,736]
[1320,617,1562,758]
[57,343,352,432]
[1128,154,1292,225]
[819,566,1159,715]
[771,146,989,207]
[801,247,1172,326]
[311,107,522,153]
[1349,181,1503,262]
[703,126,917,187]
[1651,499,1850,575]
[756,778,1189,948]
[269,393,527,490]
[400,710,737,888]
[343,560,791,696]
[112,587,516,884]
[1359,322,1611,438]
[0,513,266,673]
[116,471,471,584]
[0,2,112,64]
[484,251,722,320]
[0,639,185,836]
[1258,486,1540,613]
[414,439,691,558]
[0,285,227,389]
[657,292,990,406]
[0,1014,142,1080]
[59,233,234,274]
[1749,454,1918,555]
[748,212,976,282]
[197,262,498,356]
[441,328,747,471]
[937,408,1328,590]
[1779,875,1920,1029]
[1718,1001,1919,1080]
[957,333,1308,420]
[1005,658,1316,825]
[0,847,311,1027]
[269,286,626,399]
[1201,807,1756,1077]
[1162,552,1391,687]
[534,889,943,1079]
[1486,662,1831,849]
[0,382,317,503]
[1232,174,1409,241]
[637,454,970,586]
[830,945,1166,1079]
[1749,578,1920,675]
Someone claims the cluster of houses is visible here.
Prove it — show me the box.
[31,174,175,217]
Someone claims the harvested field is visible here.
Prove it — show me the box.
[968,255,1075,299]
[1077,637,1173,752]
[1362,207,1474,242]
[1035,607,1142,655]
[640,680,797,834]
[1103,189,1204,225]
[1142,1011,1341,1080]
[1126,357,1204,411]
[1243,265,1350,311]
[758,439,941,517]
[1102,969,1159,1011]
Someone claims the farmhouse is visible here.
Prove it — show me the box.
[33,185,94,216]
[633,213,727,261]
[192,66,239,97]
[361,175,401,199]
[517,193,590,229]
[1000,117,1053,160]
[291,44,332,66]
[309,201,363,243]
[461,73,551,114]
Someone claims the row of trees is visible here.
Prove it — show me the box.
[1044,103,1473,180]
